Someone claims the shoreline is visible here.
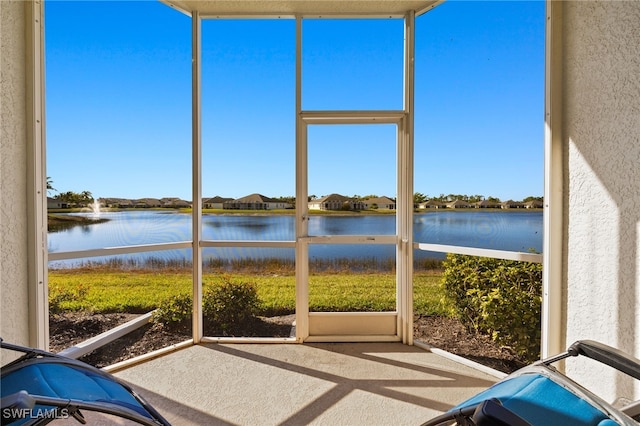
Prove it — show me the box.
[48,213,110,232]
[49,207,542,215]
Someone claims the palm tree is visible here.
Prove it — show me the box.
[46,177,56,194]
[81,191,94,204]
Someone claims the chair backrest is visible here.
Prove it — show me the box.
[2,339,170,426]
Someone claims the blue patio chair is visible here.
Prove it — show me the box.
[1,338,170,425]
[423,340,640,426]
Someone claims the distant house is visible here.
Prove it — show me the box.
[308,193,363,211]
[446,199,471,209]
[203,196,233,209]
[475,200,500,209]
[419,199,443,209]
[224,193,292,210]
[101,198,116,208]
[524,200,543,209]
[361,196,396,210]
[135,198,163,208]
[102,198,133,208]
[161,198,191,208]
[47,197,67,209]
[501,200,524,209]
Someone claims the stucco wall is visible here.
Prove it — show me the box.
[0,1,31,350]
[562,1,640,401]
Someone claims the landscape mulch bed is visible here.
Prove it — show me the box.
[49,312,527,373]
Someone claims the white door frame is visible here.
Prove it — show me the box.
[295,112,411,342]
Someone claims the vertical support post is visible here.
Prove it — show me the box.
[26,0,49,350]
[398,11,416,345]
[541,0,564,359]
[191,10,203,343]
[295,16,309,342]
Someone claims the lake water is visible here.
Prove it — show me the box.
[48,210,542,266]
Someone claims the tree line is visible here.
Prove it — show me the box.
[47,178,542,207]
[48,177,94,205]
[411,193,542,204]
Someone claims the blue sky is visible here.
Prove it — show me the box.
[45,0,545,202]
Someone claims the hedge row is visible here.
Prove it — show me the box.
[442,253,542,362]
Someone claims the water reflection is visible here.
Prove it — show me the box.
[48,210,542,265]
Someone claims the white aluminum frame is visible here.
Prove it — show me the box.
[26,0,49,350]
[294,12,416,342]
[41,11,419,345]
[191,10,204,344]
[299,113,409,342]
[541,0,564,359]
[38,6,549,355]
[416,243,543,264]
[400,11,416,345]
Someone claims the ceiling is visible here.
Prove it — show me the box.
[160,0,443,18]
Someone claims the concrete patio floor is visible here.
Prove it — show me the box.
[110,342,501,425]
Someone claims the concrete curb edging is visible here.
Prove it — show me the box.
[58,312,154,360]
[414,339,509,380]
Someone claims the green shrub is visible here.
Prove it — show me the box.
[442,253,542,362]
[152,293,192,327]
[203,277,260,332]
[152,277,261,333]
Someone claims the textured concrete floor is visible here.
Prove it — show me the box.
[112,342,499,426]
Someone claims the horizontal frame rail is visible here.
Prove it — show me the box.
[416,243,543,263]
[195,13,414,19]
[48,241,192,261]
[200,240,295,248]
[49,240,540,262]
[300,110,406,124]
[49,240,299,261]
[302,235,397,244]
[50,241,538,261]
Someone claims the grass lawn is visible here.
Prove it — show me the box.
[48,269,452,316]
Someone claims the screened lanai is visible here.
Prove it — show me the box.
[158,0,440,345]
[41,0,546,358]
[7,0,640,416]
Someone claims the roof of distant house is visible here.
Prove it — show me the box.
[232,193,282,203]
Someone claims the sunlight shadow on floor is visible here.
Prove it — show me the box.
[114,342,498,425]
